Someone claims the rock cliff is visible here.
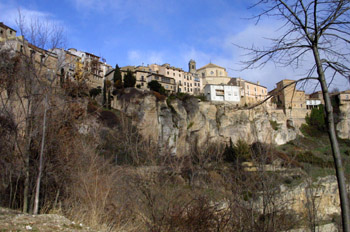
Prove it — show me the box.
[336,103,350,139]
[112,88,298,156]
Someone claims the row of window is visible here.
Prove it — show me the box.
[165,70,195,81]
[247,85,267,94]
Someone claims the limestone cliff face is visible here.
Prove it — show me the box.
[112,88,298,156]
[336,104,350,139]
[279,176,342,221]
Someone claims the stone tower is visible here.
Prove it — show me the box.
[189,59,196,74]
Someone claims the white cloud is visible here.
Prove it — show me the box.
[0,3,65,34]
[127,50,165,66]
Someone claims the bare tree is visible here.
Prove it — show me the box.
[239,1,350,230]
[0,10,66,213]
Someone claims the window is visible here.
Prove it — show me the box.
[167,71,169,75]
[346,95,349,99]
[190,83,192,87]
[179,81,181,85]
[179,88,182,92]
[185,87,187,91]
[247,85,249,89]
[202,73,205,77]
[0,30,3,35]
[141,76,144,81]
[179,74,181,77]
[216,89,224,96]
[210,71,214,75]
[187,76,189,80]
[10,30,13,35]
[165,85,168,89]
[173,73,175,76]
[191,65,194,69]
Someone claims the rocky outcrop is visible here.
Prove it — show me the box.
[112,89,298,156]
[336,103,350,139]
[279,176,343,221]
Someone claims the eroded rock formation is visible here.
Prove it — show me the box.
[112,89,299,156]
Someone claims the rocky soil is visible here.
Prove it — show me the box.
[0,208,94,232]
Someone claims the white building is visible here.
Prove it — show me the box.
[204,84,240,102]
[306,99,322,109]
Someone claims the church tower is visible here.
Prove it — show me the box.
[188,59,196,74]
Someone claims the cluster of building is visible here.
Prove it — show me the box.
[1,22,349,111]
[0,22,112,89]
[105,61,269,106]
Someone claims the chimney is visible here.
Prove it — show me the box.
[257,81,260,85]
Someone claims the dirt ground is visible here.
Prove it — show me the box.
[0,207,95,232]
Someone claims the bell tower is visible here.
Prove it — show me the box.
[189,59,196,74]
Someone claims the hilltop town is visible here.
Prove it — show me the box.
[2,22,349,119]
[1,19,350,232]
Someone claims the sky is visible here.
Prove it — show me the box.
[1,0,349,92]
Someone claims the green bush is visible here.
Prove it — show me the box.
[234,139,251,161]
[305,104,326,132]
[148,80,166,95]
[195,94,207,101]
[296,150,333,168]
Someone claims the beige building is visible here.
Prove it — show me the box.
[67,48,112,88]
[309,91,324,105]
[109,61,202,95]
[196,63,230,87]
[105,65,177,94]
[149,61,202,95]
[0,27,59,82]
[269,79,306,110]
[0,22,17,41]
[229,78,268,105]
[336,90,350,105]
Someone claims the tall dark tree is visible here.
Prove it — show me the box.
[123,69,136,88]
[240,1,350,230]
[113,64,123,89]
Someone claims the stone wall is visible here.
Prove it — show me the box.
[336,103,350,139]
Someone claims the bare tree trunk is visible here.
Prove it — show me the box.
[23,99,33,213]
[313,46,350,232]
[33,95,48,215]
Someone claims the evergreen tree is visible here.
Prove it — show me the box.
[148,80,166,95]
[306,104,326,132]
[123,69,136,88]
[113,64,123,89]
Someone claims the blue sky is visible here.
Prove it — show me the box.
[1,0,349,91]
